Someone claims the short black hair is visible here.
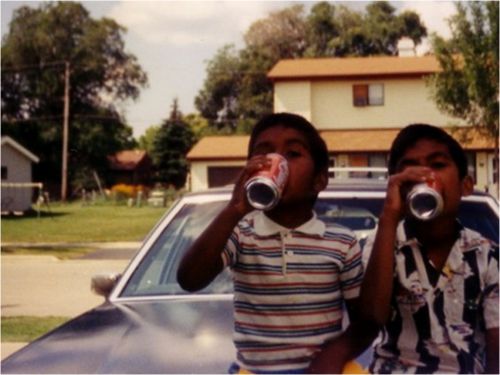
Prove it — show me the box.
[388,124,468,178]
[248,113,329,174]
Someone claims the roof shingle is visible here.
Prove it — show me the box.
[268,55,442,80]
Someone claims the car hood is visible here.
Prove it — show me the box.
[2,297,236,374]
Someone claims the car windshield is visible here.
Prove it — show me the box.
[120,195,498,298]
[122,200,232,297]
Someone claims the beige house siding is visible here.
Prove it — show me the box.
[274,79,463,129]
[274,81,312,120]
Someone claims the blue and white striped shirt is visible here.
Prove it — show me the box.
[362,221,499,374]
[222,211,363,373]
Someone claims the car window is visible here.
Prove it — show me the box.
[121,201,233,297]
[315,198,384,247]
[458,200,499,243]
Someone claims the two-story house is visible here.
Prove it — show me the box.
[188,41,498,196]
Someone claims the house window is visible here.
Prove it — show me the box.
[1,167,7,180]
[353,84,384,106]
[328,157,337,179]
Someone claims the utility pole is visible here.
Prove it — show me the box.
[61,61,70,202]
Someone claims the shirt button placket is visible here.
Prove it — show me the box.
[281,231,291,276]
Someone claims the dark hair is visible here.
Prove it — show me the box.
[248,113,329,174]
[388,124,468,178]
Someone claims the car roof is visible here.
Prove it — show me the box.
[183,179,494,198]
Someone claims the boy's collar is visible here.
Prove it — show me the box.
[398,219,487,254]
[254,211,325,237]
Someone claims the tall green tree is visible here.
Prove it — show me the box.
[196,1,427,134]
[151,100,195,189]
[305,2,338,57]
[1,2,147,196]
[138,125,160,155]
[429,1,499,142]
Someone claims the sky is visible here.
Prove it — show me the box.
[1,1,457,138]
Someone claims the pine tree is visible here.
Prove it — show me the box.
[151,99,195,189]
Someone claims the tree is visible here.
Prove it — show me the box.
[429,1,499,142]
[151,100,195,189]
[305,2,338,57]
[1,2,147,197]
[138,125,160,155]
[195,45,241,130]
[195,2,427,133]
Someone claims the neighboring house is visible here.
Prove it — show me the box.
[1,136,40,212]
[187,40,498,196]
[187,136,248,192]
[108,150,152,186]
[267,40,498,196]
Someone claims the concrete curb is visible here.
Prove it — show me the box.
[1,242,142,249]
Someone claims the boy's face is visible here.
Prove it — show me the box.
[250,125,327,207]
[395,138,473,219]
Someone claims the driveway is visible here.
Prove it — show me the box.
[1,243,139,360]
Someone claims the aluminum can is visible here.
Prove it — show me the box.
[245,154,289,211]
[407,180,443,221]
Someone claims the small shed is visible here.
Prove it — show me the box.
[108,150,152,186]
[1,136,40,212]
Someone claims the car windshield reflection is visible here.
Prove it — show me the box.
[121,201,233,297]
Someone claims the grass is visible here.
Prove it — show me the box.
[1,316,71,342]
[1,246,95,259]
[1,201,168,243]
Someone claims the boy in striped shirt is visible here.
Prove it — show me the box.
[178,113,374,374]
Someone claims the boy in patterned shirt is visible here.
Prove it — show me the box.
[360,124,499,374]
[178,113,372,374]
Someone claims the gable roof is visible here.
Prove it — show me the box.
[268,55,442,81]
[108,150,149,171]
[1,136,39,163]
[187,136,249,161]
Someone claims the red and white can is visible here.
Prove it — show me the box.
[407,179,443,221]
[245,153,289,211]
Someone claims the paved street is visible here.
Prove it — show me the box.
[1,243,139,360]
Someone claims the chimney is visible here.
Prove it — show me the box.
[397,37,416,57]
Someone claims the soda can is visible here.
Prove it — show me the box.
[407,180,443,221]
[245,153,289,211]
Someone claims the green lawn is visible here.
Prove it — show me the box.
[1,316,71,342]
[1,202,168,243]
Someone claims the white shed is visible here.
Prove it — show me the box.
[1,136,40,212]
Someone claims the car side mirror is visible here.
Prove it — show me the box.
[91,272,121,299]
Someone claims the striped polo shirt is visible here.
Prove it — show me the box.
[362,221,499,374]
[222,211,363,374]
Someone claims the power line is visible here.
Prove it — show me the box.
[2,114,123,123]
[1,61,67,73]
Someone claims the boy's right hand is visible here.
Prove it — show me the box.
[229,155,272,217]
[382,166,436,222]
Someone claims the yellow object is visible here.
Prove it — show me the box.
[343,360,370,374]
[235,368,255,374]
[234,360,369,374]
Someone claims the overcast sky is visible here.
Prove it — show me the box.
[1,1,457,137]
